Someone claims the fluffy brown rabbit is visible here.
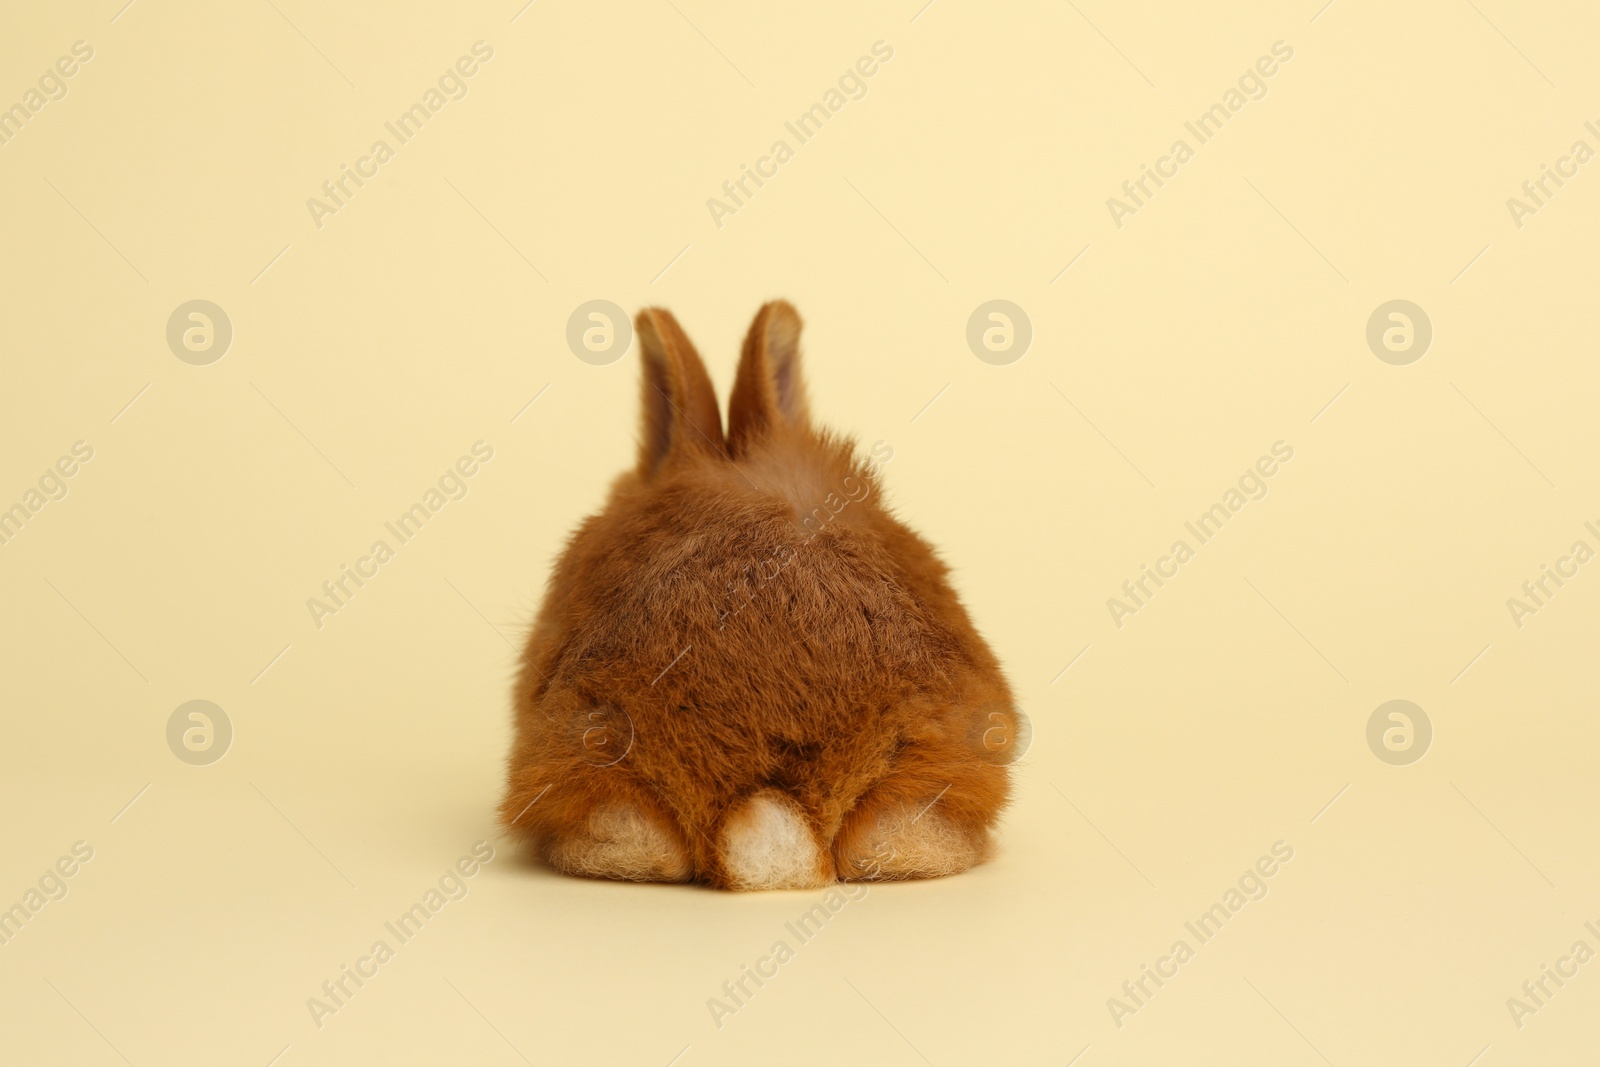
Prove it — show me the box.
[499,301,1021,889]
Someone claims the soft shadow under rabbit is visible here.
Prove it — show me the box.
[499,301,1019,889]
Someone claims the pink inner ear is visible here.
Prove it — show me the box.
[773,357,797,418]
[763,310,805,423]
[642,377,674,470]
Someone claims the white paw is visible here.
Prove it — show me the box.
[547,804,690,882]
[848,808,986,881]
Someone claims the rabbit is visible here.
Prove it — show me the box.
[499,300,1020,889]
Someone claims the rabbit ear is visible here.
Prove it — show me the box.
[635,308,726,478]
[728,300,810,456]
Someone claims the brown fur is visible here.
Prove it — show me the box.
[499,301,1018,889]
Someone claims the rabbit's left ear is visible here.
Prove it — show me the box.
[635,308,726,478]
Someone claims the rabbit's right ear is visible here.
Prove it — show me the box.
[635,308,726,479]
[728,300,810,456]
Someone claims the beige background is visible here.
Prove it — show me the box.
[2,0,1598,1064]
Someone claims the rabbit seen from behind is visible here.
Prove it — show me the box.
[499,301,1020,889]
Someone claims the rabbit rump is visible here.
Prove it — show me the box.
[499,301,1021,889]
